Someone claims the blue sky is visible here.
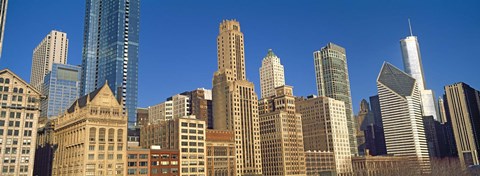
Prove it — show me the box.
[1,0,479,113]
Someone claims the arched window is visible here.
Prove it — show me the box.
[108,129,115,142]
[0,78,3,83]
[117,129,124,142]
[99,128,106,142]
[19,88,23,94]
[89,127,96,142]
[13,88,18,93]
[4,79,9,84]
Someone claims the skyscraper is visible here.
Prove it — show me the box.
[376,62,430,173]
[0,69,42,176]
[444,82,480,168]
[366,95,387,156]
[0,0,7,59]
[296,95,353,175]
[40,63,80,118]
[314,42,357,155]
[355,99,373,156]
[258,85,306,175]
[30,30,68,91]
[400,20,438,120]
[212,19,263,175]
[259,49,285,99]
[81,0,140,125]
[180,88,213,128]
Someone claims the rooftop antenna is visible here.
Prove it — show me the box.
[408,18,413,36]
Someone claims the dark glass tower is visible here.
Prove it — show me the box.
[81,0,140,125]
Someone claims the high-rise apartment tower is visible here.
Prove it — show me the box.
[259,49,285,99]
[80,0,140,125]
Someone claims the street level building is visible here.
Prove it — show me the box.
[305,150,336,176]
[205,130,235,176]
[351,155,414,176]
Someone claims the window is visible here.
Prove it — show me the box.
[181,122,188,127]
[99,128,106,142]
[117,129,124,142]
[98,154,104,159]
[117,154,123,160]
[171,161,178,165]
[89,128,96,142]
[161,168,169,174]
[99,145,105,151]
[127,169,136,175]
[139,154,148,159]
[128,154,137,159]
[128,162,136,167]
[139,161,148,166]
[88,154,94,160]
[151,168,158,174]
[139,168,147,174]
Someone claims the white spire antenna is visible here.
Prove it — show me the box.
[408,18,413,36]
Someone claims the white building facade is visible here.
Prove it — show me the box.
[259,49,285,99]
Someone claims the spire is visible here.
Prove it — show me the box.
[408,18,413,36]
[266,49,276,57]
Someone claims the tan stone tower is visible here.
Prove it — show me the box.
[212,19,263,175]
[258,85,306,175]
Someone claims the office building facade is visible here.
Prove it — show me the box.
[313,43,357,155]
[180,88,213,128]
[205,130,235,176]
[40,63,80,118]
[376,62,430,173]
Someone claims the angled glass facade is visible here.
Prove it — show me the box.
[81,0,140,125]
[41,63,81,118]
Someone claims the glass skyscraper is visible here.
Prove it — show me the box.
[41,63,81,118]
[314,43,358,155]
[400,21,438,120]
[80,0,140,125]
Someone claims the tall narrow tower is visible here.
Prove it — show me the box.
[377,62,430,174]
[30,30,68,91]
[80,0,140,125]
[0,0,7,59]
[400,19,438,120]
[212,19,263,175]
[259,49,285,99]
[314,42,358,155]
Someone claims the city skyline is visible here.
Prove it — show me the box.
[0,0,479,114]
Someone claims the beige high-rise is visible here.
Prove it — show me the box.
[296,96,353,176]
[51,83,128,176]
[0,69,42,176]
[259,49,285,99]
[444,82,480,168]
[212,19,263,175]
[258,85,306,175]
[30,30,68,91]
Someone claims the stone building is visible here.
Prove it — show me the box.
[0,69,42,176]
[205,130,235,176]
[51,83,128,176]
